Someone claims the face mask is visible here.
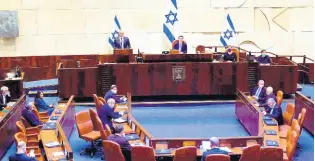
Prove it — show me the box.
[262,53,266,57]
[228,49,232,52]
[259,84,264,88]
[112,89,117,94]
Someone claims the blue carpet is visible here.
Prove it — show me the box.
[300,84,314,101]
[132,103,249,138]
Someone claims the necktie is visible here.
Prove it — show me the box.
[120,38,124,49]
[3,95,5,105]
[179,42,182,53]
[255,87,261,97]
[270,108,274,114]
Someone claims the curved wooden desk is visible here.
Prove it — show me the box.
[295,92,314,134]
[40,96,75,161]
[0,95,26,159]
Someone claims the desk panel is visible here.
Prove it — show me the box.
[59,67,98,98]
[0,95,26,159]
[295,92,314,134]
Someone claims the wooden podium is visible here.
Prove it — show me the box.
[113,49,133,63]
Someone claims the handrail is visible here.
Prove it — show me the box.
[127,92,154,139]
[201,45,314,63]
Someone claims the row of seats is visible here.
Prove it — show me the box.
[12,103,50,161]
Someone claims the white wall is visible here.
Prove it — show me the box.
[0,0,313,62]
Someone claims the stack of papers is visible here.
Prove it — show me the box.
[7,102,15,107]
[131,142,144,146]
[45,141,60,148]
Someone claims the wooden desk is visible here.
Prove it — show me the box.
[40,96,74,161]
[295,92,314,134]
[0,95,26,159]
[0,77,24,99]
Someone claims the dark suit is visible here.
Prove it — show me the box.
[257,55,271,64]
[173,41,187,54]
[34,98,53,115]
[104,90,121,103]
[98,104,122,131]
[251,87,266,104]
[201,148,228,161]
[108,134,131,161]
[114,37,131,49]
[222,52,237,62]
[9,153,37,161]
[0,93,11,110]
[265,104,284,125]
[260,93,276,106]
[22,109,43,127]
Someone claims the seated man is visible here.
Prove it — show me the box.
[99,98,124,132]
[22,102,43,127]
[201,137,228,161]
[173,35,187,54]
[251,80,266,104]
[260,86,276,106]
[108,124,132,161]
[114,31,131,49]
[263,98,284,125]
[257,49,271,65]
[221,46,236,62]
[9,141,37,161]
[104,85,127,103]
[0,86,11,110]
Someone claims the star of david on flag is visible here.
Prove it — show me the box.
[163,0,180,49]
[108,15,121,48]
[220,14,237,47]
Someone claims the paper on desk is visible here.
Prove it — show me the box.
[202,141,211,150]
[114,118,127,123]
[53,151,64,157]
[131,142,144,146]
[7,102,15,107]
[45,141,60,148]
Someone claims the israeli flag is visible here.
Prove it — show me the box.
[108,15,121,48]
[220,14,237,47]
[163,0,179,49]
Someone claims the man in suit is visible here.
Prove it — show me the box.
[260,86,276,106]
[22,102,43,127]
[251,80,266,104]
[257,49,271,65]
[99,98,124,132]
[263,98,284,125]
[104,85,127,103]
[108,124,131,161]
[201,137,228,161]
[221,46,237,62]
[173,35,187,54]
[114,31,131,49]
[9,141,37,161]
[0,86,11,110]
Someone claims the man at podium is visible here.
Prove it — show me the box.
[114,31,131,49]
[173,35,187,54]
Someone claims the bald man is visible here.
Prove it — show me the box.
[9,141,37,161]
[201,137,228,161]
[114,31,131,49]
[99,98,125,132]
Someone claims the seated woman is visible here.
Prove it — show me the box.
[34,91,54,115]
[260,86,276,107]
[221,46,237,62]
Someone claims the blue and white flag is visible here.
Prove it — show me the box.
[163,0,179,49]
[220,14,237,47]
[108,15,121,48]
